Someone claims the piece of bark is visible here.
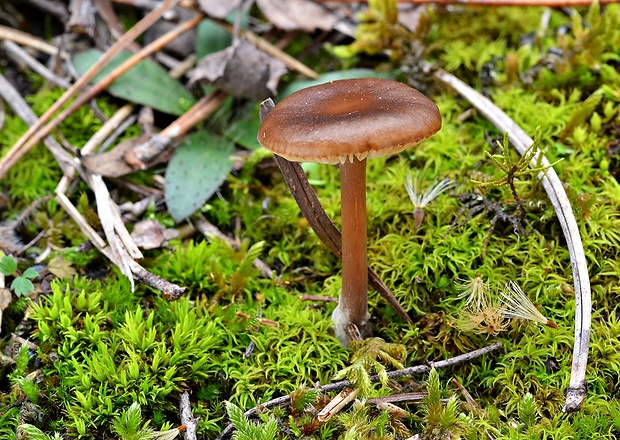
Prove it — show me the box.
[68,0,97,37]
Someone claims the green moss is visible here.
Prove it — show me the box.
[3,3,620,439]
[25,241,348,437]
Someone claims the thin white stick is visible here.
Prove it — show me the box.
[434,68,591,412]
[90,174,135,291]
[2,40,71,88]
[0,24,71,58]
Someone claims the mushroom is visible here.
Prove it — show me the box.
[258,78,442,346]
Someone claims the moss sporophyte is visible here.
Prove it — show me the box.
[258,78,442,346]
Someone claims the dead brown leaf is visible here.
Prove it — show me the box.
[131,219,178,250]
[81,134,171,177]
[190,38,287,100]
[256,0,342,32]
[197,0,242,19]
[47,254,77,279]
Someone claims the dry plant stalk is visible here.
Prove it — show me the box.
[317,388,360,422]
[215,342,503,440]
[0,24,71,58]
[2,40,70,88]
[433,67,591,412]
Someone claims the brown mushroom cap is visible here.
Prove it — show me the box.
[258,78,442,164]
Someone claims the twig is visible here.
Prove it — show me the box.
[123,90,227,171]
[2,40,71,89]
[179,391,199,440]
[260,99,414,326]
[67,0,96,37]
[22,0,69,22]
[84,104,136,154]
[366,392,426,405]
[215,341,503,440]
[433,67,591,412]
[128,259,186,299]
[0,25,71,59]
[93,0,141,51]
[56,104,135,194]
[300,294,339,303]
[0,0,182,179]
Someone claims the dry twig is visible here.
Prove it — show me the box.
[216,341,503,440]
[2,40,71,89]
[179,391,199,440]
[433,67,591,412]
[0,0,182,179]
[0,24,71,58]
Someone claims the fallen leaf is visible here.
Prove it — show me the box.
[145,7,198,58]
[73,49,196,115]
[256,0,343,32]
[165,131,234,221]
[190,38,287,100]
[131,219,178,250]
[11,277,34,296]
[47,255,77,280]
[81,134,171,178]
[197,0,242,19]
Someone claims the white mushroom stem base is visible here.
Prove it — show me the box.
[332,303,371,348]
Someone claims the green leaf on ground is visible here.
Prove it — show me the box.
[72,49,195,115]
[0,255,17,276]
[165,131,235,221]
[11,277,34,296]
[22,267,39,279]
[223,103,262,150]
[196,19,232,59]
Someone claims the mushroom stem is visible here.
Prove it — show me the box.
[334,157,370,344]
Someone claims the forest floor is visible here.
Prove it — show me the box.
[1,1,620,439]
